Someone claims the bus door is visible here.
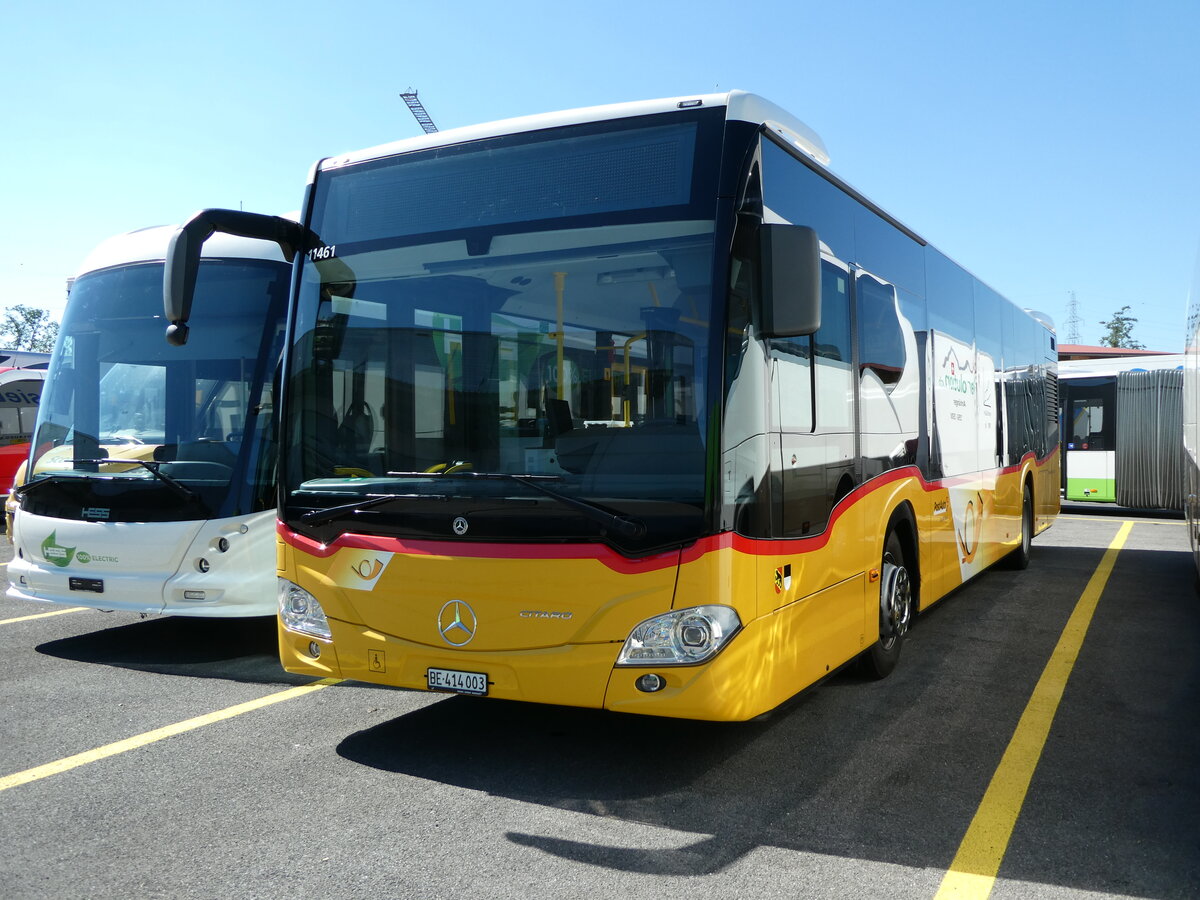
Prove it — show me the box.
[1063,379,1115,501]
[773,255,865,677]
[777,256,857,541]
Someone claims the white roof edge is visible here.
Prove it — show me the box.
[1024,309,1057,333]
[1059,353,1185,377]
[75,217,293,277]
[725,91,830,165]
[318,91,831,173]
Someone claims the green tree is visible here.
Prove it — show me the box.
[1098,305,1144,349]
[0,304,59,353]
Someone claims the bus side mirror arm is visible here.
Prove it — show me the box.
[759,224,821,338]
[164,208,306,346]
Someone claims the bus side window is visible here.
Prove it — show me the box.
[1072,397,1105,448]
[814,262,852,431]
[815,263,850,364]
[856,275,906,388]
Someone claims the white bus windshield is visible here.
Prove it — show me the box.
[27,258,290,521]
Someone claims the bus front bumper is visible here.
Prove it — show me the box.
[279,612,795,722]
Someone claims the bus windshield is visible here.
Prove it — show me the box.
[285,113,724,551]
[27,258,290,521]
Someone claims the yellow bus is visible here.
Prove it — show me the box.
[165,92,1059,721]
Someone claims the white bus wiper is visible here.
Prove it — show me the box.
[385,470,647,540]
[72,459,200,503]
[16,461,198,504]
[13,474,84,497]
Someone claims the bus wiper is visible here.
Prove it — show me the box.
[13,474,84,497]
[299,492,446,527]
[15,461,198,503]
[387,470,647,540]
[73,459,199,503]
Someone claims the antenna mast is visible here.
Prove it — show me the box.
[1065,290,1083,343]
[400,89,438,134]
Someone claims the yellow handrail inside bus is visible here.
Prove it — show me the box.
[622,333,648,426]
[554,272,567,401]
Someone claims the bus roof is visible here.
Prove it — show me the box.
[1059,354,1184,378]
[317,91,831,174]
[0,350,50,370]
[0,366,46,386]
[75,220,293,278]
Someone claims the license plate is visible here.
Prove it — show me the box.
[427,667,488,696]
[69,577,104,593]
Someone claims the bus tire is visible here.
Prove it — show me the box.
[863,530,913,679]
[1002,482,1033,570]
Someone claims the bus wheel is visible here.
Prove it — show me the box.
[1002,483,1033,570]
[864,531,913,679]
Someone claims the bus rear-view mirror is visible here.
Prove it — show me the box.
[759,223,821,338]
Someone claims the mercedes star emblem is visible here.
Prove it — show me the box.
[437,599,477,646]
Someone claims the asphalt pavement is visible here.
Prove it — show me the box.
[1,506,1196,899]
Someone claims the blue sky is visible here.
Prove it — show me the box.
[4,0,1198,350]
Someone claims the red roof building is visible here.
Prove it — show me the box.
[1056,343,1173,361]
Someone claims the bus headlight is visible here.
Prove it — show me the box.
[616,605,741,666]
[278,578,331,640]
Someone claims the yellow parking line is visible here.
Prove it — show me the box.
[934,520,1133,900]
[0,607,89,625]
[0,677,341,793]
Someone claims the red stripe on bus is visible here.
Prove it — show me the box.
[277,521,683,574]
[280,451,1053,571]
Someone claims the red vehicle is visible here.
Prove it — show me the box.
[0,363,48,520]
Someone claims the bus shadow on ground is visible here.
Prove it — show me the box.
[35,615,310,685]
[336,544,1200,894]
[335,664,969,879]
[337,693,785,874]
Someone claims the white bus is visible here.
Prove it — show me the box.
[1060,354,1184,509]
[1184,243,1200,575]
[7,224,292,616]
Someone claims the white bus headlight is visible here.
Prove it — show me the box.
[616,605,741,666]
[278,578,331,640]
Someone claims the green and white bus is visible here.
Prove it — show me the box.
[1060,354,1184,509]
[7,224,292,616]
